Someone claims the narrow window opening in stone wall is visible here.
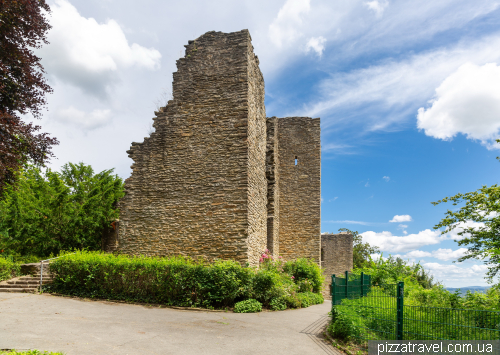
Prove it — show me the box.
[321,247,324,262]
[294,156,298,166]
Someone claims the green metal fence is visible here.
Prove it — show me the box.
[331,273,500,341]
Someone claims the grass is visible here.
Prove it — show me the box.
[0,351,64,355]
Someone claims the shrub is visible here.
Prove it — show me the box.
[297,279,314,293]
[234,299,262,313]
[0,257,20,282]
[47,251,325,311]
[270,297,287,311]
[284,258,324,293]
[328,305,363,341]
[251,269,296,306]
[296,291,324,307]
[48,251,252,308]
[284,293,302,309]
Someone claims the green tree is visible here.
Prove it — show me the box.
[355,254,437,289]
[0,162,124,257]
[338,228,380,269]
[433,184,500,284]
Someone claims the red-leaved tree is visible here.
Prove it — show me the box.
[0,0,58,193]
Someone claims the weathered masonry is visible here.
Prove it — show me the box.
[321,232,354,299]
[116,29,324,267]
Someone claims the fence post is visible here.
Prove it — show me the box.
[331,274,336,308]
[345,270,349,299]
[397,281,404,340]
[360,272,364,298]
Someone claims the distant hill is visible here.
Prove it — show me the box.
[445,286,491,295]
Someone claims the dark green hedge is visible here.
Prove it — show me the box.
[47,251,324,310]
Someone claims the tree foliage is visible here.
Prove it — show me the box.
[433,184,500,284]
[338,228,380,269]
[0,163,124,257]
[355,254,437,289]
[0,0,58,193]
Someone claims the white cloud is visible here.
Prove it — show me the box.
[321,197,324,203]
[52,106,112,130]
[365,181,370,187]
[305,36,327,57]
[431,248,469,261]
[389,214,412,223]
[39,0,161,96]
[401,248,468,261]
[364,0,389,18]
[445,221,486,241]
[417,63,500,148]
[397,224,408,234]
[405,250,432,258]
[423,262,488,285]
[361,229,444,252]
[383,176,390,182]
[269,0,311,47]
[304,33,500,137]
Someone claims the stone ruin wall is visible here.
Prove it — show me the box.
[114,29,346,272]
[246,39,268,265]
[277,117,321,263]
[118,30,267,266]
[321,232,354,299]
[266,117,279,258]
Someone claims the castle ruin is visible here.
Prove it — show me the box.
[113,30,344,270]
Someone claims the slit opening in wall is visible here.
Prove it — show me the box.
[294,156,298,166]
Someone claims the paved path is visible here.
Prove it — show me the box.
[0,293,341,355]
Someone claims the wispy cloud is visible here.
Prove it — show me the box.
[301,33,500,140]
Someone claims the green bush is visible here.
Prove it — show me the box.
[270,297,287,311]
[328,305,363,341]
[48,251,252,308]
[0,257,20,282]
[284,258,324,293]
[47,251,325,311]
[234,299,262,313]
[251,269,296,306]
[296,291,324,307]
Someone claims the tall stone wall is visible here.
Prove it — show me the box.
[321,232,354,299]
[277,117,321,262]
[118,30,267,266]
[245,35,267,266]
[266,117,279,258]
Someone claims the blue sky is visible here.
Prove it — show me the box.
[31,0,500,287]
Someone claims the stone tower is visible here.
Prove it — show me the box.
[118,30,267,266]
[115,29,327,268]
